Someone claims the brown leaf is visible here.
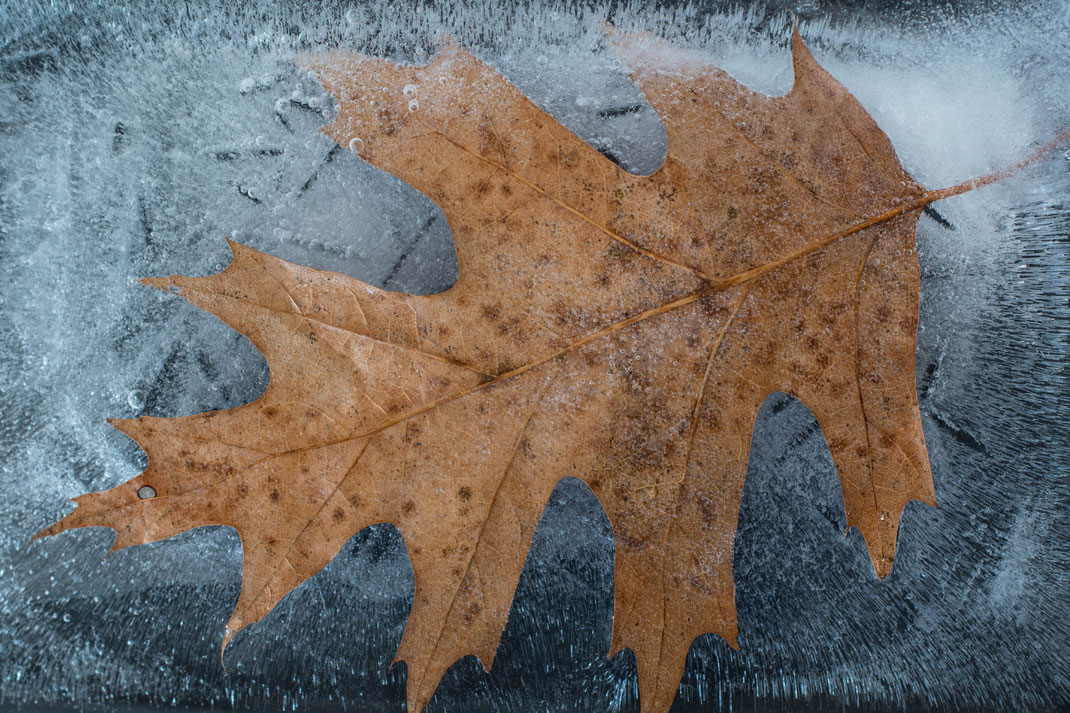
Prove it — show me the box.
[35,26,1066,713]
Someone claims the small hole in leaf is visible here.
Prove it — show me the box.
[168,284,181,293]
[137,485,157,500]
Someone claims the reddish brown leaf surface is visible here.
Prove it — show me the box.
[35,27,1064,713]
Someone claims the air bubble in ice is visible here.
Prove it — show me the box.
[403,84,418,98]
[345,8,360,24]
[348,137,365,154]
[127,390,146,411]
[408,99,419,113]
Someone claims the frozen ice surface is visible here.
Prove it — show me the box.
[1,1,1068,712]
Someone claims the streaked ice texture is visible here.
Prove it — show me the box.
[1,1,1068,712]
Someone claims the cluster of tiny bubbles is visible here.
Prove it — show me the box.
[272,227,364,260]
[288,83,324,114]
[404,83,419,113]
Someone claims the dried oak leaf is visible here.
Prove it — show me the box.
[36,27,1058,713]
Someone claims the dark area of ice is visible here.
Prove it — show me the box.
[1,1,1067,712]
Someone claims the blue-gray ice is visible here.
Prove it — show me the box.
[1,2,1068,712]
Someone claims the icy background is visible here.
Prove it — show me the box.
[1,1,1068,711]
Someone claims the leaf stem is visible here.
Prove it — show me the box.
[923,125,1070,203]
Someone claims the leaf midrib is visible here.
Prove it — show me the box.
[178,186,943,463]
